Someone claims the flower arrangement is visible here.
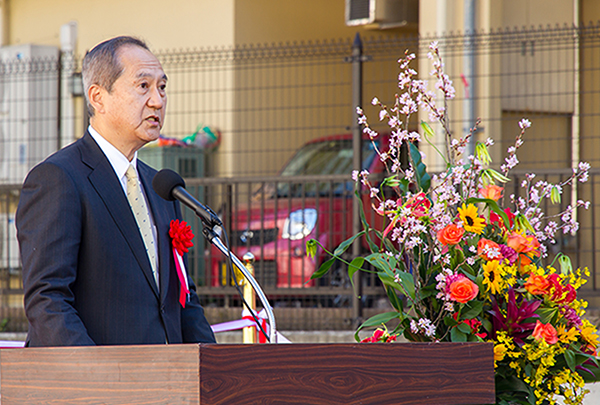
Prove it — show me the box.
[307,42,600,405]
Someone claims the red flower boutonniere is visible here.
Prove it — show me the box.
[169,219,193,307]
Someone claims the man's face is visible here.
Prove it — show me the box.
[101,45,167,149]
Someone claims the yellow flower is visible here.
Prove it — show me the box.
[494,343,507,363]
[458,203,486,234]
[557,325,579,344]
[483,260,505,295]
[518,263,538,277]
[580,319,599,348]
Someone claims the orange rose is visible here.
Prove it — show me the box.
[479,184,504,201]
[524,274,551,295]
[448,275,479,303]
[507,232,539,254]
[532,321,558,345]
[507,232,540,267]
[477,238,502,261]
[506,232,527,253]
[437,224,465,245]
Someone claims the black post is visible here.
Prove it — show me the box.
[351,33,364,327]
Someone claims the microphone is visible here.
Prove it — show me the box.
[152,169,222,228]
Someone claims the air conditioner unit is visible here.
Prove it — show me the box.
[345,0,419,29]
[0,44,59,185]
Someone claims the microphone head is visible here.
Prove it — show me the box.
[152,169,186,201]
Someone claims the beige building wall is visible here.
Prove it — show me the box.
[2,0,417,177]
[419,0,577,171]
[5,0,236,51]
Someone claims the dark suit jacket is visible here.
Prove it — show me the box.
[16,131,216,346]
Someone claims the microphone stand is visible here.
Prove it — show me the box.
[202,227,278,343]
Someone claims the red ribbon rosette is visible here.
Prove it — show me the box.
[169,219,193,307]
[169,219,194,256]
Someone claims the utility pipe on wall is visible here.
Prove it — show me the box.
[571,0,580,234]
[464,0,476,156]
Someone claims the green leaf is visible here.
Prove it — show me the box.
[381,175,401,188]
[398,177,410,194]
[449,246,465,269]
[461,301,484,319]
[496,375,531,394]
[365,253,415,300]
[460,262,477,278]
[309,257,336,280]
[579,362,600,383]
[386,285,404,312]
[514,213,536,234]
[393,271,416,300]
[535,307,559,324]
[450,327,467,342]
[377,269,416,301]
[564,349,577,371]
[355,187,379,253]
[365,252,398,272]
[348,257,365,279]
[481,318,492,335]
[444,315,459,327]
[354,311,403,342]
[482,168,510,184]
[457,322,472,334]
[333,231,365,257]
[418,284,437,300]
[409,142,431,192]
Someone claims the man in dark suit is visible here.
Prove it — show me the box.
[16,36,216,346]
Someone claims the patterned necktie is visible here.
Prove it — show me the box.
[125,165,159,289]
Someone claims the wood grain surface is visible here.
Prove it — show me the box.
[199,343,495,405]
[0,344,200,404]
[0,342,495,404]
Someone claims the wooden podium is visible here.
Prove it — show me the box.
[0,343,495,404]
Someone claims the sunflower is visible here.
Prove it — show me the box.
[458,203,486,234]
[483,260,505,295]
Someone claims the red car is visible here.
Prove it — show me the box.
[209,133,392,289]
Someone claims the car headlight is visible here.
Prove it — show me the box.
[282,208,317,240]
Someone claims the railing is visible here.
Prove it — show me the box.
[3,23,600,331]
[2,168,600,331]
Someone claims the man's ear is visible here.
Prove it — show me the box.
[88,84,105,114]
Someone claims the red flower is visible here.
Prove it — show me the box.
[437,223,465,246]
[532,321,558,345]
[405,192,431,218]
[452,313,487,338]
[169,219,194,256]
[524,274,551,296]
[360,328,397,343]
[490,207,515,229]
[361,328,384,343]
[447,274,479,303]
[545,274,577,304]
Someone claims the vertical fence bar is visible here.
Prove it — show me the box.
[351,33,364,326]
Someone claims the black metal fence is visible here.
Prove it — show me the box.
[2,23,600,331]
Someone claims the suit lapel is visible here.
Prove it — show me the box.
[80,133,160,299]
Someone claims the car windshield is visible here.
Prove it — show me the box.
[275,138,379,198]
